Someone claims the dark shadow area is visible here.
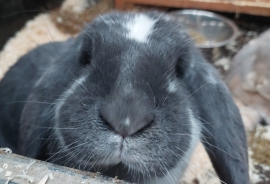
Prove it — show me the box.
[0,0,64,50]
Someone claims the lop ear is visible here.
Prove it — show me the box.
[181,48,250,184]
[18,44,80,160]
[18,96,53,160]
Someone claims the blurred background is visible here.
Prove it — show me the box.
[0,0,63,49]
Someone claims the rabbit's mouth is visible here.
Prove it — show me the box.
[91,136,136,167]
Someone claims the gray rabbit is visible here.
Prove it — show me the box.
[0,11,249,184]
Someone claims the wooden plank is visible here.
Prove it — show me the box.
[115,0,270,16]
[0,152,129,184]
[115,0,126,9]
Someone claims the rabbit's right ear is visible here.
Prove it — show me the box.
[177,47,250,184]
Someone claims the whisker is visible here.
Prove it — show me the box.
[178,83,209,106]
[62,147,87,166]
[0,10,48,19]
[171,147,228,184]
[200,139,236,158]
[41,15,60,54]
[159,158,175,183]
[145,81,156,105]
[46,139,82,162]
[7,101,57,105]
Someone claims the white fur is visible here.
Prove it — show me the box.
[206,69,218,85]
[163,15,172,21]
[125,14,156,43]
[147,108,201,184]
[124,117,131,126]
[207,73,217,85]
[96,134,122,166]
[167,80,178,93]
[123,83,133,94]
[54,75,88,147]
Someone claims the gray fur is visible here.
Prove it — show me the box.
[0,11,249,184]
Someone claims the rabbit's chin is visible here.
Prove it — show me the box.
[79,141,191,184]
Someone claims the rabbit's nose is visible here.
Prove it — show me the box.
[100,95,154,138]
[99,113,154,138]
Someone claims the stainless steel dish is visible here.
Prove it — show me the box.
[171,10,239,49]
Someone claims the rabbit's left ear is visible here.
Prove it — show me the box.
[179,48,250,184]
[18,98,52,159]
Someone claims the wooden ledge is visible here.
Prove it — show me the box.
[115,0,270,16]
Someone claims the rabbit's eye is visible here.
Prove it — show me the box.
[79,55,91,65]
[78,49,91,65]
[175,55,190,78]
[175,62,184,77]
[77,39,92,66]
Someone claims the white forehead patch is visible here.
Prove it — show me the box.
[167,80,178,93]
[125,14,156,43]
[124,117,131,126]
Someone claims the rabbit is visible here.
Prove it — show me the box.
[0,11,249,184]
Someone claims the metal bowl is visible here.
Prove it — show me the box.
[171,10,239,48]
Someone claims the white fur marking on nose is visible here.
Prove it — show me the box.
[124,117,131,126]
[168,80,177,93]
[125,14,156,43]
